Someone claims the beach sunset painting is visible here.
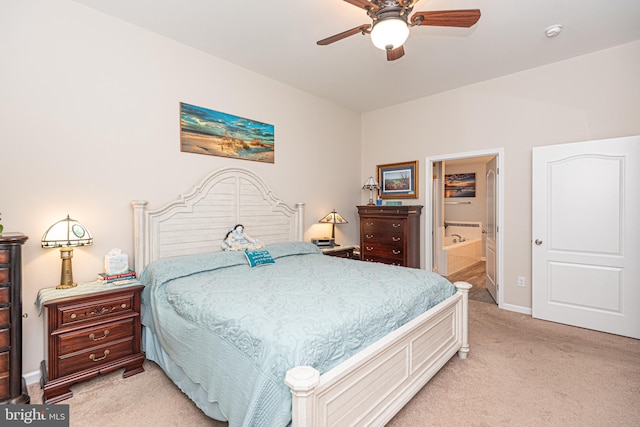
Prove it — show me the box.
[444,173,476,198]
[180,102,274,163]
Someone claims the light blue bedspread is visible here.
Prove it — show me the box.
[140,242,456,427]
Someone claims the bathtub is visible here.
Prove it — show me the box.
[441,238,482,276]
[437,221,483,276]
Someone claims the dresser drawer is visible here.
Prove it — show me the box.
[361,218,405,232]
[0,268,8,285]
[361,244,404,261]
[58,293,136,326]
[361,230,404,246]
[0,287,8,304]
[0,307,8,327]
[57,318,135,355]
[0,249,8,264]
[0,351,8,375]
[57,338,135,377]
[0,328,8,350]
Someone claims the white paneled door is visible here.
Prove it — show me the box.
[532,135,640,339]
[485,157,498,304]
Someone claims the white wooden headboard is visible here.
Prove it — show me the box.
[131,167,305,275]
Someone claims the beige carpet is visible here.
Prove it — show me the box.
[28,301,640,426]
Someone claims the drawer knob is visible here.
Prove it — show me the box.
[392,250,401,255]
[365,246,374,251]
[70,313,77,319]
[366,234,374,239]
[366,222,374,226]
[89,349,110,362]
[392,237,400,242]
[392,223,401,228]
[89,330,110,341]
[121,303,127,309]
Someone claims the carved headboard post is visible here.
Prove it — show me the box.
[130,200,148,277]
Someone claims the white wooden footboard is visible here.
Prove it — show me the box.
[286,281,471,427]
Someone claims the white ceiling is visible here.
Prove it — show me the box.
[72,0,640,113]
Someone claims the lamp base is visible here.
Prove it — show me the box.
[57,247,77,290]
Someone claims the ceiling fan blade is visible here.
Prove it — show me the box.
[386,45,405,61]
[411,9,481,28]
[317,24,371,46]
[343,0,378,10]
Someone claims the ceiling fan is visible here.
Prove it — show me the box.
[317,0,481,61]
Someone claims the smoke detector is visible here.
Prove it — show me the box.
[545,24,563,38]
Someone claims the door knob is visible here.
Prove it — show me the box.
[535,239,543,245]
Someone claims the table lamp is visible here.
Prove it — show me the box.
[41,215,93,289]
[362,177,380,205]
[318,209,348,245]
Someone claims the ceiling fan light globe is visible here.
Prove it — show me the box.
[371,18,409,51]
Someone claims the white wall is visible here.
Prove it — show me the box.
[1,1,362,377]
[362,40,640,310]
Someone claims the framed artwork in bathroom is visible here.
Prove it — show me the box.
[377,160,418,199]
[444,173,476,198]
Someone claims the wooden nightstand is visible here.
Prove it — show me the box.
[321,245,356,259]
[38,283,145,404]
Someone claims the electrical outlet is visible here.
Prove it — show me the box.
[517,276,526,287]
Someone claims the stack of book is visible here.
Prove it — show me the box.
[97,269,138,285]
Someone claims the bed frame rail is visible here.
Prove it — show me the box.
[286,282,471,426]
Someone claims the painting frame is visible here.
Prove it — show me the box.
[179,102,275,164]
[377,160,418,199]
[444,173,476,198]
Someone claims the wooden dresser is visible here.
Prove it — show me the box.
[358,205,423,268]
[0,232,29,404]
[40,284,145,404]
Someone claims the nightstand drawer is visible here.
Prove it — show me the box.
[59,294,135,326]
[0,268,8,285]
[57,339,135,377]
[0,250,8,264]
[57,318,135,355]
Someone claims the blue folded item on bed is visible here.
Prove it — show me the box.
[140,241,456,427]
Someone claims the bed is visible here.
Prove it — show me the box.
[131,167,471,427]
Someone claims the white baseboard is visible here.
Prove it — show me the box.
[500,303,532,315]
[24,369,41,386]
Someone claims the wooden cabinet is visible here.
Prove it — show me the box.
[0,232,29,404]
[41,285,145,404]
[357,205,423,268]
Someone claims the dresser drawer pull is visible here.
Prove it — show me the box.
[392,223,401,228]
[365,246,374,251]
[392,250,401,255]
[121,303,127,309]
[366,222,374,227]
[89,349,110,362]
[392,237,401,242]
[70,314,77,319]
[366,234,374,239]
[89,330,109,341]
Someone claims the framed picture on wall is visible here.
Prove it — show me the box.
[444,173,476,198]
[377,161,418,199]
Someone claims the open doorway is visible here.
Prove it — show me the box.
[425,149,504,307]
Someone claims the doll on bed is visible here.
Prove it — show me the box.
[221,224,265,251]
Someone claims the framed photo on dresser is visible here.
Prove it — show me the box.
[377,160,418,199]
